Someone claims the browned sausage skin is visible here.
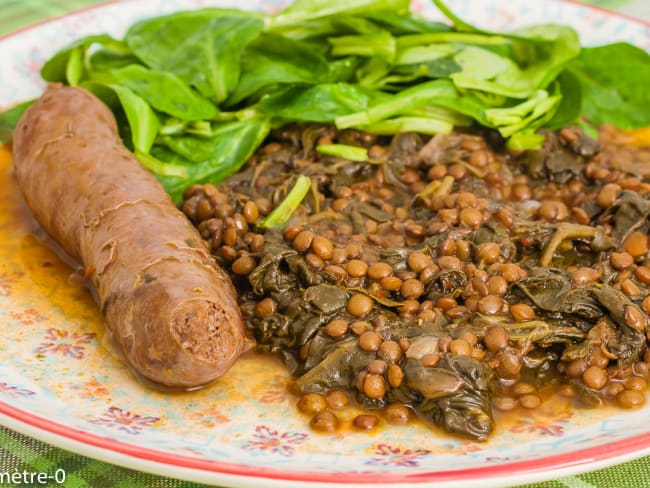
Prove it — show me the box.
[12,85,245,389]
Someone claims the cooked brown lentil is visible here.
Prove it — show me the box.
[358,331,382,352]
[484,325,508,352]
[519,394,542,409]
[324,319,349,338]
[325,390,350,409]
[310,411,339,432]
[298,393,327,414]
[347,293,374,317]
[510,303,536,321]
[617,389,645,408]
[384,403,412,424]
[353,414,379,430]
[182,124,650,440]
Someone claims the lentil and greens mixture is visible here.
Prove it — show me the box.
[181,124,650,440]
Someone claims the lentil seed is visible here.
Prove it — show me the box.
[449,339,472,356]
[310,411,339,432]
[572,267,600,286]
[408,252,433,272]
[624,376,647,391]
[385,403,411,424]
[477,295,504,315]
[387,364,404,387]
[487,275,508,296]
[351,321,372,335]
[368,359,387,375]
[511,303,536,321]
[255,297,277,317]
[298,393,327,414]
[380,276,403,291]
[401,279,424,299]
[617,389,645,408]
[378,340,402,363]
[519,394,542,409]
[459,207,483,228]
[325,319,349,338]
[363,374,386,398]
[231,255,256,275]
[250,234,265,252]
[346,259,369,278]
[610,251,634,270]
[476,242,500,264]
[596,183,621,209]
[497,351,522,379]
[368,262,393,280]
[484,325,508,352]
[634,266,650,285]
[283,225,303,242]
[624,305,646,332]
[353,414,379,430]
[621,231,649,257]
[293,230,314,252]
[348,293,375,316]
[438,255,462,271]
[312,235,334,260]
[513,382,536,396]
[358,331,382,352]
[621,279,641,297]
[306,253,325,269]
[582,366,608,390]
[325,390,349,409]
[446,305,469,318]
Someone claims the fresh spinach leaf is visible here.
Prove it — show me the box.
[451,25,580,99]
[111,84,159,153]
[109,65,218,120]
[569,42,650,129]
[86,83,159,154]
[545,70,582,129]
[88,49,142,72]
[364,11,451,35]
[41,34,121,82]
[126,13,264,102]
[157,118,270,201]
[267,0,409,28]
[259,83,370,122]
[329,31,396,61]
[227,33,330,106]
[336,78,457,128]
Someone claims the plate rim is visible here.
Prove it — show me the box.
[0,0,648,45]
[1,0,650,486]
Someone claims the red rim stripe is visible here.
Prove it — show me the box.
[1,0,649,485]
[2,398,650,485]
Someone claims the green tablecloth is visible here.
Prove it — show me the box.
[0,1,648,487]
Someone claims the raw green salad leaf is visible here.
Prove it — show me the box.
[2,0,649,201]
[569,42,650,129]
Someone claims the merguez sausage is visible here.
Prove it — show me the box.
[12,85,245,389]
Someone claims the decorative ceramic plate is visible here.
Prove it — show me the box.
[1,1,649,487]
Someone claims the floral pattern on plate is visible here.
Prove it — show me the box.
[0,1,649,487]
